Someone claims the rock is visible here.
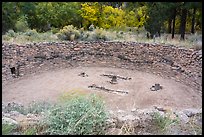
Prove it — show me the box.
[2,117,18,126]
[131,108,137,112]
[116,114,140,128]
[9,111,23,117]
[175,111,189,124]
[183,108,202,117]
[106,128,123,135]
[73,48,80,51]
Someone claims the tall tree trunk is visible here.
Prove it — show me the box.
[191,7,196,34]
[168,17,172,33]
[172,8,176,39]
[180,8,187,40]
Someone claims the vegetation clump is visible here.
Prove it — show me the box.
[44,94,108,135]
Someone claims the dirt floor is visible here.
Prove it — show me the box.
[2,67,202,111]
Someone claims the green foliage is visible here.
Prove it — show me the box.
[2,101,52,115]
[24,29,38,37]
[51,27,60,34]
[57,25,81,41]
[44,94,108,135]
[26,101,52,114]
[93,27,108,41]
[2,124,17,135]
[153,112,179,132]
[144,3,170,37]
[15,15,29,32]
[2,2,22,33]
[23,127,37,135]
[80,27,109,41]
[2,2,202,37]
[6,30,16,37]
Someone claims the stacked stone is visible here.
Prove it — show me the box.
[2,41,202,92]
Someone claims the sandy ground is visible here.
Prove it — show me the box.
[2,67,202,111]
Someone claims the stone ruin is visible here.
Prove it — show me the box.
[2,41,202,94]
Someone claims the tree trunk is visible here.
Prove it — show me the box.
[172,8,176,39]
[180,8,187,40]
[168,17,172,33]
[191,7,196,34]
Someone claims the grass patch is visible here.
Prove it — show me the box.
[2,101,52,115]
[2,124,17,135]
[44,93,108,135]
[2,27,202,50]
[153,112,179,133]
[22,127,38,135]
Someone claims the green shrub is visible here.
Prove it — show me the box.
[26,101,52,114]
[23,127,37,135]
[2,124,17,135]
[5,29,16,37]
[24,29,38,37]
[51,27,60,34]
[2,35,12,41]
[57,25,80,41]
[93,28,108,41]
[15,16,29,32]
[153,112,179,132]
[44,94,108,135]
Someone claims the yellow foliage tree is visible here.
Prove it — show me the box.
[80,2,100,29]
[100,6,126,29]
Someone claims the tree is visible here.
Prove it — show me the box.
[2,2,22,33]
[180,4,187,40]
[172,8,177,39]
[144,2,170,38]
[188,2,201,34]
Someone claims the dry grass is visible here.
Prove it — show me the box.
[2,28,202,50]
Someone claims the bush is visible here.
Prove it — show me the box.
[57,25,80,41]
[15,16,29,32]
[51,27,60,34]
[26,101,52,114]
[153,112,179,132]
[93,28,108,41]
[5,29,16,37]
[24,29,39,37]
[44,94,108,135]
[2,124,17,135]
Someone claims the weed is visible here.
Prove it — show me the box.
[121,122,135,135]
[57,25,80,41]
[23,127,37,135]
[26,101,52,114]
[44,93,108,135]
[2,124,17,135]
[153,112,179,132]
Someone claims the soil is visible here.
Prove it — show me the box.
[2,67,202,111]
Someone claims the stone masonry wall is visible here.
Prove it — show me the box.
[2,41,202,93]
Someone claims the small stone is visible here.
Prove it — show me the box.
[73,48,80,51]
[106,128,123,135]
[131,108,137,112]
[176,111,189,124]
[183,108,202,117]
[2,117,18,126]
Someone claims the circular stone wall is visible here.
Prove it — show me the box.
[2,41,202,110]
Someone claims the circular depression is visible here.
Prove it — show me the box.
[2,67,201,111]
